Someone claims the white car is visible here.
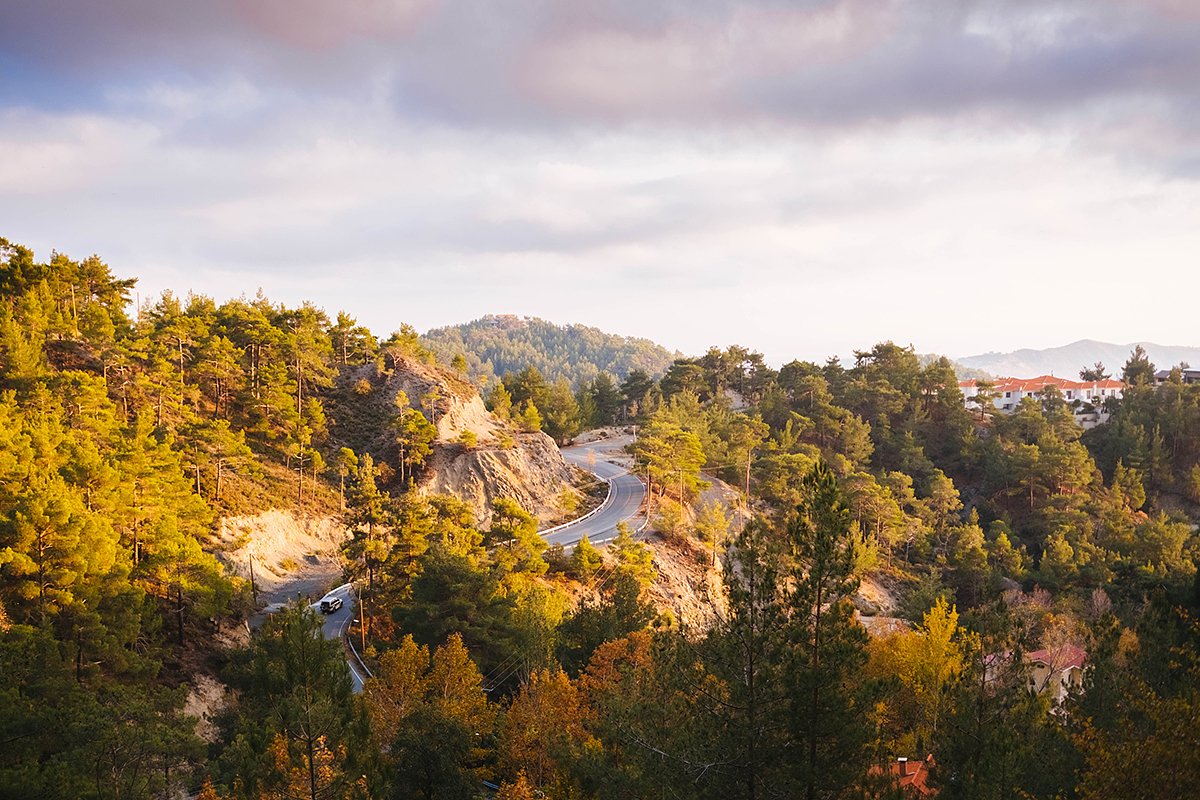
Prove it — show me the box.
[319,595,343,614]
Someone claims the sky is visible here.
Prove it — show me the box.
[2,0,1199,365]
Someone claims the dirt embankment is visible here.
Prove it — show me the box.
[644,535,727,630]
[187,510,349,745]
[426,433,580,527]
[184,674,229,744]
[213,510,348,607]
[381,352,502,445]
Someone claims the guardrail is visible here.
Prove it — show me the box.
[342,585,375,683]
[547,467,653,548]
[537,468,613,536]
[347,620,374,681]
[313,583,375,683]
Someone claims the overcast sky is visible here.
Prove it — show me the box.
[2,0,1198,364]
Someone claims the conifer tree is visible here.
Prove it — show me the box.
[784,462,874,800]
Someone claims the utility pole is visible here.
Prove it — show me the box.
[249,554,258,604]
[360,590,367,653]
[648,470,657,520]
[743,448,752,530]
[745,449,752,500]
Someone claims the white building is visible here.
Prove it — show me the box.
[958,376,1124,429]
[1026,644,1087,705]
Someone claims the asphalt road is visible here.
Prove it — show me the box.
[547,442,646,548]
[311,583,369,693]
[315,438,646,695]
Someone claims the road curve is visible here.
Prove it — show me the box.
[545,442,646,549]
[317,438,646,694]
[312,583,369,693]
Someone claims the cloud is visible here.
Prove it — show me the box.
[2,0,1199,362]
[4,96,1198,362]
[3,1,1198,128]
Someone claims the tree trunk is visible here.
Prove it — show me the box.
[36,528,47,623]
[176,583,185,645]
[307,736,318,800]
[807,575,824,800]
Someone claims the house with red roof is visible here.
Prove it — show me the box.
[958,376,1124,429]
[1026,643,1087,704]
[869,755,937,797]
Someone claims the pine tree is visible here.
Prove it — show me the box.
[784,462,874,800]
[487,498,546,575]
[345,454,388,589]
[569,535,602,582]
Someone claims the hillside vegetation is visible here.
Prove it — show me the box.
[0,238,585,797]
[423,314,679,388]
[1,236,1198,800]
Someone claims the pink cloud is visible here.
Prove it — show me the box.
[1133,0,1200,22]
[224,0,438,50]
[516,1,898,120]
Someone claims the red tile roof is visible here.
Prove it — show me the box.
[1026,643,1087,672]
[869,756,937,797]
[958,376,1123,393]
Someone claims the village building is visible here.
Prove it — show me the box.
[1154,368,1200,385]
[958,376,1124,429]
[985,644,1088,706]
[869,755,936,797]
[1026,643,1088,704]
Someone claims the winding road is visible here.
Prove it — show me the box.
[545,438,647,548]
[318,434,646,693]
[311,583,369,693]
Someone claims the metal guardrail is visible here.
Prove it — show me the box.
[312,583,375,683]
[549,468,652,549]
[537,468,613,536]
[341,586,375,682]
[346,622,374,681]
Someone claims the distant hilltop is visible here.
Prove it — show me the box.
[423,315,681,388]
[956,339,1200,379]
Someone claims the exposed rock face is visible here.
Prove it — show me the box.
[382,352,502,444]
[425,432,577,526]
[381,351,578,526]
[213,510,347,598]
[184,674,229,744]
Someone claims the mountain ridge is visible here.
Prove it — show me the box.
[956,339,1200,378]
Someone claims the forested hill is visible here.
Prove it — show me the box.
[422,315,679,388]
[4,235,1200,800]
[917,352,993,381]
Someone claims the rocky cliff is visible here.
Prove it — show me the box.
[348,350,580,526]
[424,431,577,527]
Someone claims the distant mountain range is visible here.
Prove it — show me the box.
[955,340,1200,379]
